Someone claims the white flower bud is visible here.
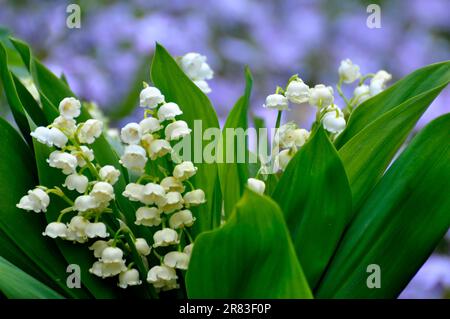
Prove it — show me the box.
[180,52,213,80]
[322,104,346,134]
[31,127,68,148]
[275,149,294,171]
[164,251,190,270]
[122,183,144,202]
[247,178,265,195]
[370,70,392,96]
[173,161,197,181]
[141,183,166,206]
[169,209,196,229]
[42,222,67,238]
[135,238,151,256]
[118,269,142,288]
[183,189,206,207]
[263,94,289,110]
[338,59,361,83]
[153,228,179,247]
[157,102,183,122]
[99,165,121,185]
[77,119,103,144]
[165,120,192,141]
[285,79,310,104]
[85,222,109,238]
[354,84,371,104]
[135,206,162,227]
[149,139,172,160]
[372,70,392,83]
[16,188,50,213]
[53,116,76,136]
[74,195,99,212]
[139,117,162,134]
[58,97,81,119]
[89,240,111,258]
[90,182,115,203]
[47,151,78,175]
[293,128,310,147]
[63,174,89,193]
[119,145,147,172]
[140,86,165,109]
[120,122,142,145]
[309,84,334,108]
[147,265,178,290]
[160,192,184,213]
[193,80,211,94]
[71,146,94,167]
[101,247,124,264]
[160,176,185,193]
[183,243,194,256]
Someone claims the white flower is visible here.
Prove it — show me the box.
[66,215,90,242]
[165,120,191,141]
[160,176,185,193]
[263,94,289,110]
[160,192,184,213]
[30,127,68,148]
[63,174,89,193]
[274,123,297,148]
[101,247,124,263]
[90,182,115,203]
[149,139,172,160]
[141,183,166,206]
[30,127,51,145]
[74,195,98,212]
[90,260,127,278]
[293,128,310,147]
[89,240,111,258]
[164,251,190,270]
[77,119,103,144]
[47,151,78,174]
[135,206,162,227]
[59,97,81,118]
[285,79,310,104]
[120,145,147,172]
[99,165,121,185]
[71,146,94,167]
[275,149,294,171]
[183,189,206,207]
[140,86,165,109]
[169,209,196,229]
[153,228,179,247]
[53,116,77,136]
[147,265,178,290]
[180,52,213,80]
[309,84,334,108]
[135,238,151,256]
[354,84,371,104]
[173,161,197,181]
[85,222,109,238]
[16,188,50,213]
[120,122,142,145]
[157,102,183,122]
[372,70,392,83]
[194,80,211,94]
[139,117,162,134]
[322,105,346,134]
[183,243,194,256]
[370,70,392,96]
[338,59,361,83]
[42,222,67,238]
[247,178,265,195]
[118,269,142,288]
[122,183,144,202]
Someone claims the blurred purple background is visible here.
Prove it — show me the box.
[0,0,449,298]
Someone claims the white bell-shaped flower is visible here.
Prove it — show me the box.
[119,144,147,172]
[66,215,90,242]
[157,102,183,122]
[77,119,103,144]
[118,269,142,288]
[90,182,115,203]
[71,146,94,167]
[31,127,68,148]
[99,165,121,185]
[160,176,185,193]
[89,240,111,258]
[160,192,184,213]
[293,128,310,147]
[183,189,206,207]
[141,183,166,206]
[140,86,165,109]
[153,228,179,247]
[147,265,178,290]
[122,183,144,202]
[58,97,81,118]
[247,178,265,195]
[120,122,142,145]
[275,149,294,171]
[285,79,310,104]
[193,80,211,94]
[30,127,51,146]
[338,59,361,83]
[173,161,197,181]
[135,238,151,256]
[64,173,89,193]
[163,251,190,270]
[85,222,109,238]
[135,206,162,227]
[179,52,213,80]
[354,84,371,104]
[101,246,124,263]
[47,151,78,175]
[183,243,194,256]
[309,84,334,108]
[139,117,162,134]
[165,120,192,141]
[370,70,392,96]
[263,94,289,110]
[52,116,77,136]
[42,222,67,238]
[149,139,172,160]
[16,188,50,213]
[169,209,196,229]
[322,104,346,134]
[74,195,99,212]
[90,260,127,278]
[274,123,297,149]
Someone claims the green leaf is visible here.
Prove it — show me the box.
[217,67,252,219]
[273,127,352,288]
[0,117,88,298]
[150,43,221,233]
[0,256,63,299]
[186,190,312,298]
[317,114,450,298]
[338,84,447,209]
[335,61,450,148]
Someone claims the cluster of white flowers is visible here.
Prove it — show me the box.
[178,52,214,94]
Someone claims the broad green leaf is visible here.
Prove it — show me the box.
[0,117,88,298]
[217,67,252,219]
[317,114,450,298]
[0,257,63,299]
[339,84,447,209]
[273,127,352,288]
[336,61,450,148]
[12,73,47,126]
[151,43,221,233]
[186,190,312,298]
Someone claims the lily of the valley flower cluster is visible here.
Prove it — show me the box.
[247,59,391,193]
[17,83,204,291]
